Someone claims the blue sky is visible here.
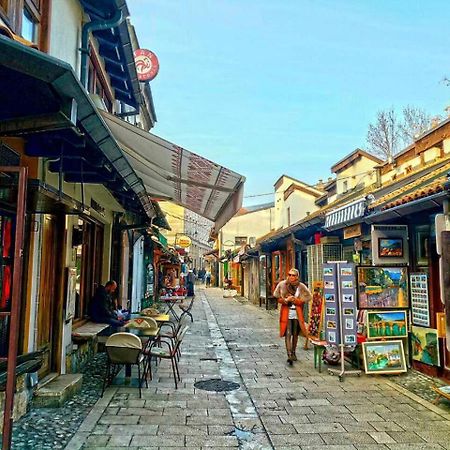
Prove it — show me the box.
[128,0,450,206]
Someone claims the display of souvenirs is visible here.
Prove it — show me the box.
[410,273,430,327]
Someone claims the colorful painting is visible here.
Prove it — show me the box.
[345,335,356,344]
[327,320,337,329]
[342,280,353,289]
[411,326,440,366]
[326,307,336,316]
[324,280,334,289]
[362,340,407,374]
[324,267,334,276]
[343,308,354,315]
[308,282,324,339]
[367,310,408,339]
[357,267,408,309]
[378,237,403,258]
[341,267,353,276]
[343,294,354,303]
[325,293,335,302]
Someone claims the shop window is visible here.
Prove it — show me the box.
[0,214,14,358]
[415,225,430,266]
[272,251,285,285]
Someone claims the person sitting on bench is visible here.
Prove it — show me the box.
[89,280,125,327]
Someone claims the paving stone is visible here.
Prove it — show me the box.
[25,289,450,450]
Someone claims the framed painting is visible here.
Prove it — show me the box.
[366,310,408,339]
[357,266,409,309]
[411,326,440,366]
[362,340,407,375]
[308,282,324,339]
[378,237,403,258]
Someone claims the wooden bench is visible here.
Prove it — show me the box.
[71,322,111,343]
[432,385,450,405]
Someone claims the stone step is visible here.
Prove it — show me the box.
[33,374,83,408]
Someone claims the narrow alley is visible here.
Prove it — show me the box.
[65,288,450,450]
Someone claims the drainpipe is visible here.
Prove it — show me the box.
[79,8,124,90]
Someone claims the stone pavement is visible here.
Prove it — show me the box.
[66,287,450,449]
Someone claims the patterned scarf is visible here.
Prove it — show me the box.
[286,279,299,296]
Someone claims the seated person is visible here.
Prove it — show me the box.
[89,280,125,327]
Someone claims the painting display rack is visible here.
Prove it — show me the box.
[323,261,361,382]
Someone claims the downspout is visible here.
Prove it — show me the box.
[79,8,124,90]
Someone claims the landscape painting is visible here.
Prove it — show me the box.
[362,340,407,375]
[411,326,440,366]
[378,237,403,258]
[358,267,408,309]
[367,310,408,339]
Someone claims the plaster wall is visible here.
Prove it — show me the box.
[49,0,83,73]
[283,191,320,228]
[221,207,274,248]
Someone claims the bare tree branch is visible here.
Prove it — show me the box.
[399,105,431,144]
[366,108,400,160]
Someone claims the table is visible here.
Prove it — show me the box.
[123,327,160,377]
[160,296,184,320]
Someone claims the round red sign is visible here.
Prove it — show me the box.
[134,49,159,82]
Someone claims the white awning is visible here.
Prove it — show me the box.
[324,197,366,230]
[100,111,245,230]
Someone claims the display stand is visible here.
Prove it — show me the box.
[323,261,361,381]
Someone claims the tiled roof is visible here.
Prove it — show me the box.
[369,160,450,210]
[380,177,447,210]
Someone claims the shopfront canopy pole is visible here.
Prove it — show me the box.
[2,166,28,449]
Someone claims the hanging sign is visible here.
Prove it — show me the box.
[344,223,362,240]
[176,235,192,248]
[134,49,159,81]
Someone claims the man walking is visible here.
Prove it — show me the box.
[273,269,311,365]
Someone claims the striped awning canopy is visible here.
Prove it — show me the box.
[324,197,366,230]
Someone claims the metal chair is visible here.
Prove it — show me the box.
[178,295,195,322]
[145,326,189,389]
[102,332,147,398]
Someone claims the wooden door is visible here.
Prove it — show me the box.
[37,215,59,376]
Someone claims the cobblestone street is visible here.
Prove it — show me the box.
[62,287,450,449]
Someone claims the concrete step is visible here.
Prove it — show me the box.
[33,374,83,408]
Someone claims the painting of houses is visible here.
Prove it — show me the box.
[362,340,407,374]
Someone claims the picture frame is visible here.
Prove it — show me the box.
[378,237,403,258]
[366,310,408,339]
[357,266,409,309]
[362,340,407,375]
[411,326,440,366]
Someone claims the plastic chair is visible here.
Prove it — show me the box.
[102,332,147,398]
[145,326,189,389]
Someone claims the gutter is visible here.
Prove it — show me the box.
[79,8,124,89]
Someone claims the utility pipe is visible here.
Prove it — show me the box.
[79,8,124,90]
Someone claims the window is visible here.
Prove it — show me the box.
[87,50,114,113]
[287,207,291,226]
[343,180,348,192]
[21,6,37,42]
[234,236,247,246]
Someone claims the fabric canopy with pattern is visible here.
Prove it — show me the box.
[100,110,245,230]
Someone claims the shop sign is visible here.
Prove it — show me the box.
[134,49,159,81]
[176,235,191,248]
[344,223,362,239]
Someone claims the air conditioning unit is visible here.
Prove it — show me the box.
[248,236,256,247]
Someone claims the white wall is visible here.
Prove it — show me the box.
[221,207,274,247]
[49,0,83,73]
[283,191,319,228]
[335,157,378,196]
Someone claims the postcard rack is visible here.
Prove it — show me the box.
[323,261,361,381]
